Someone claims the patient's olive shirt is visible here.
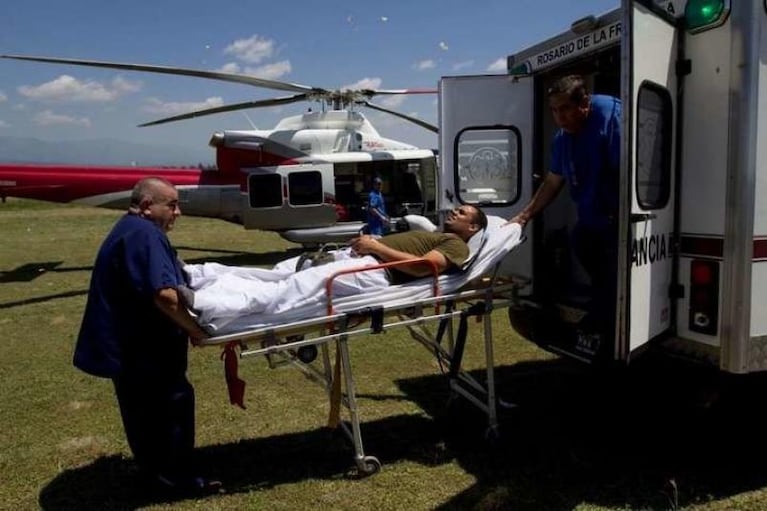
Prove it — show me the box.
[379,231,469,284]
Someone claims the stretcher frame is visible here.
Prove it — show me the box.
[200,256,526,476]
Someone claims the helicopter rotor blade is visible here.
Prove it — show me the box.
[138,94,309,127]
[2,54,439,131]
[363,88,438,96]
[359,101,438,133]
[1,54,319,94]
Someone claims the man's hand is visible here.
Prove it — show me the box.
[349,234,380,256]
[189,331,210,347]
[507,212,530,227]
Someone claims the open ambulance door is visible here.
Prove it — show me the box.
[439,74,534,283]
[618,0,679,360]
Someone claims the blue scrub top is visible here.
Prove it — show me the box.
[550,94,621,230]
[367,189,387,236]
[74,214,187,378]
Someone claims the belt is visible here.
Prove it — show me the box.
[369,254,393,283]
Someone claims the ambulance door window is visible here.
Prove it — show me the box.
[287,170,323,206]
[455,127,521,205]
[248,173,283,208]
[635,82,673,209]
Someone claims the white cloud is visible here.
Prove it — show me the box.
[18,75,142,103]
[12,103,26,111]
[224,35,275,64]
[0,120,9,128]
[414,60,435,71]
[217,60,291,79]
[380,16,388,22]
[33,110,91,127]
[380,95,406,108]
[217,62,242,74]
[439,41,449,51]
[244,60,291,79]
[452,60,474,71]
[142,96,225,116]
[111,76,143,94]
[487,58,507,72]
[341,77,382,91]
[0,91,6,102]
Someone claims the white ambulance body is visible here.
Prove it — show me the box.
[439,0,767,372]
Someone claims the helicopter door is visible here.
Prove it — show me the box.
[439,74,533,281]
[618,1,679,359]
[241,163,336,230]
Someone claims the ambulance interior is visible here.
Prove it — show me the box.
[520,44,621,361]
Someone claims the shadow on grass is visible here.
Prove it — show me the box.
[38,352,767,510]
[396,353,767,510]
[38,414,446,511]
[0,262,65,283]
[0,290,88,310]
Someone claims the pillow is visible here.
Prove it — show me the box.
[461,215,506,271]
[403,214,438,232]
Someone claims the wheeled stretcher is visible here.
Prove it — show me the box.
[198,218,525,476]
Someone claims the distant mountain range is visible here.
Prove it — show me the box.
[0,136,216,166]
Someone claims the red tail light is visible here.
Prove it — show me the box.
[689,259,719,335]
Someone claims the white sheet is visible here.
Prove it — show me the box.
[196,217,523,335]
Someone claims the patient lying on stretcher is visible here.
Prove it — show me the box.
[180,206,488,325]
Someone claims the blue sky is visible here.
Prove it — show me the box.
[0,0,618,163]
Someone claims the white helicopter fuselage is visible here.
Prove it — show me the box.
[0,54,440,244]
[210,110,437,241]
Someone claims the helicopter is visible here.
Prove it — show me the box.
[0,54,439,245]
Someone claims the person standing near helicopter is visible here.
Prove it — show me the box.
[366,176,389,237]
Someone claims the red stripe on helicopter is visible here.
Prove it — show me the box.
[0,163,208,202]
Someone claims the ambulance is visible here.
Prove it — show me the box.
[439,0,767,372]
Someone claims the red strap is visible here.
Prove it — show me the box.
[221,342,246,409]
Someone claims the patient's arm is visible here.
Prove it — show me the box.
[350,235,450,277]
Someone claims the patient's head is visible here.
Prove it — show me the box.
[443,205,487,242]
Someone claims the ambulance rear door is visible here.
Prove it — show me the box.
[439,74,534,283]
[619,0,680,359]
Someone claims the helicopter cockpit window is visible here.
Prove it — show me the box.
[288,171,323,206]
[455,127,520,206]
[248,173,283,208]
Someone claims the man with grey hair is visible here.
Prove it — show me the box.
[74,177,220,495]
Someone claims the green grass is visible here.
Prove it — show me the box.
[2,198,767,510]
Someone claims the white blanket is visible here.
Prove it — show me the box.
[190,217,523,335]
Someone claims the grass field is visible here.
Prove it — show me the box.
[2,198,767,511]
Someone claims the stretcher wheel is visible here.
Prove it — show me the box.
[359,456,381,476]
[485,425,500,443]
[297,345,318,363]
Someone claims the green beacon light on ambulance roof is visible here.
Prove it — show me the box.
[684,0,726,32]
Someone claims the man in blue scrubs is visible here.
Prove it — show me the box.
[366,176,389,236]
[74,177,219,495]
[511,75,620,350]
